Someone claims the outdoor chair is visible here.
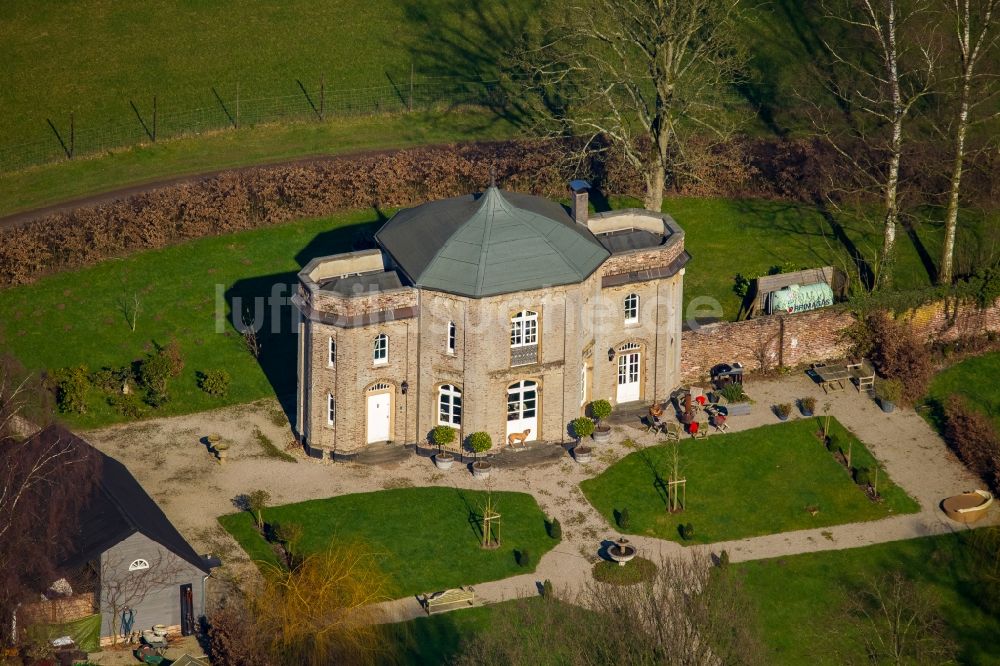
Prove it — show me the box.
[664,422,682,441]
[693,421,709,439]
[848,360,876,394]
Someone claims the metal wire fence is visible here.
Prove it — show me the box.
[0,76,504,174]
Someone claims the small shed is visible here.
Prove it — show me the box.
[744,266,847,318]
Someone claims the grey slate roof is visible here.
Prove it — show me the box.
[27,425,213,574]
[375,187,610,298]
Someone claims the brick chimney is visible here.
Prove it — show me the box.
[569,179,590,226]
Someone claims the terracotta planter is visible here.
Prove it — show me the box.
[472,460,492,479]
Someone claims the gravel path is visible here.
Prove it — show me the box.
[84,372,996,624]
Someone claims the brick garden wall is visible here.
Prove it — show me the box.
[19,592,97,625]
[680,296,1000,382]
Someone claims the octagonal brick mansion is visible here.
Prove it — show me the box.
[293,183,688,459]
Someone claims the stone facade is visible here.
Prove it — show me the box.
[295,193,687,458]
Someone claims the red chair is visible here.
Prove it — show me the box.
[695,395,706,406]
[688,421,699,435]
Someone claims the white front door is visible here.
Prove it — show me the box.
[617,352,641,403]
[507,380,538,442]
[366,392,391,443]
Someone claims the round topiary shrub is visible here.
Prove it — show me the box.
[682,523,695,540]
[542,579,554,598]
[590,399,613,425]
[547,517,562,540]
[517,549,532,567]
[570,416,595,441]
[430,425,457,448]
[467,431,492,455]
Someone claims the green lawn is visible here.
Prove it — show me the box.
[923,351,1000,432]
[580,418,918,544]
[0,208,386,429]
[0,1,520,154]
[386,598,546,665]
[739,531,1000,665]
[218,487,558,598]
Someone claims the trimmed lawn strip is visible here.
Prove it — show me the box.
[218,487,558,598]
[738,531,1000,665]
[0,111,511,218]
[580,418,918,544]
[592,557,657,585]
[923,351,1000,432]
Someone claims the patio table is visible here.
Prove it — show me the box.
[815,364,850,393]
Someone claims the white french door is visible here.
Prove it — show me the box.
[616,352,641,403]
[506,380,538,442]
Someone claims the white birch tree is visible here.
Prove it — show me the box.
[938,0,999,284]
[817,0,939,290]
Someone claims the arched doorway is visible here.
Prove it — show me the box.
[365,382,393,443]
[506,380,538,442]
[616,342,641,403]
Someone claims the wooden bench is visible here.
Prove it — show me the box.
[422,586,476,615]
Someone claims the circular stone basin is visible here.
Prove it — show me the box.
[608,538,637,567]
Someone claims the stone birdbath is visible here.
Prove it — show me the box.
[608,537,637,567]
[208,435,229,463]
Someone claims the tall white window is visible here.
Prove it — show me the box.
[328,337,336,366]
[580,365,587,406]
[510,310,538,348]
[373,333,388,365]
[327,394,336,425]
[438,384,462,426]
[624,293,639,324]
[447,321,456,355]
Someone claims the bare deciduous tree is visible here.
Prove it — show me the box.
[938,0,999,284]
[814,0,939,290]
[99,551,186,644]
[456,552,765,665]
[0,379,99,644]
[510,0,750,212]
[839,571,956,664]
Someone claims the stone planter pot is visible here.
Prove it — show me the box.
[592,426,611,443]
[574,445,593,463]
[472,460,492,479]
[434,452,455,470]
[878,398,895,413]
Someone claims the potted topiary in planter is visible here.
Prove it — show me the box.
[590,399,613,442]
[570,416,595,463]
[774,403,792,421]
[799,396,816,417]
[874,378,903,413]
[430,425,456,470]
[467,431,493,478]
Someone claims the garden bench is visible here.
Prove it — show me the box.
[422,586,477,615]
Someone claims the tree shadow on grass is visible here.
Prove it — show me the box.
[226,215,384,426]
[636,447,669,510]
